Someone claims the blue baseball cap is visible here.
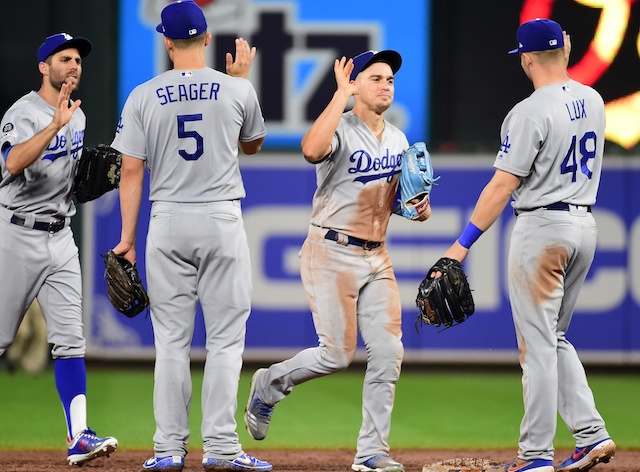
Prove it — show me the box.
[156,0,207,39]
[37,33,92,63]
[508,18,564,54]
[349,50,402,81]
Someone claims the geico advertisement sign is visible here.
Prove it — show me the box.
[239,157,639,314]
[244,206,634,312]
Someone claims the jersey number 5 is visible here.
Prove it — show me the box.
[177,114,203,161]
[560,131,596,182]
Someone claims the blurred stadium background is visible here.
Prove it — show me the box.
[2,0,640,370]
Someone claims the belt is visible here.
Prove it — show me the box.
[10,215,66,232]
[325,229,382,250]
[514,202,592,217]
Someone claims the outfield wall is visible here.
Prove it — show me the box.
[83,155,640,365]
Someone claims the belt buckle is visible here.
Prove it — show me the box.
[49,219,63,232]
[363,240,377,250]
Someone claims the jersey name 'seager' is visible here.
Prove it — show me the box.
[111,68,266,204]
[155,81,220,105]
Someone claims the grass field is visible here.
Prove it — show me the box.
[0,364,638,451]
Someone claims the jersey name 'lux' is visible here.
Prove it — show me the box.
[565,98,587,121]
[155,81,221,106]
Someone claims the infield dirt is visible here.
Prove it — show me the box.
[0,448,635,471]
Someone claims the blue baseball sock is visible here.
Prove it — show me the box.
[54,357,87,439]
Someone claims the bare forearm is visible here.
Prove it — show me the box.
[119,159,144,246]
[444,170,518,262]
[469,180,514,230]
[301,90,350,162]
[5,122,61,175]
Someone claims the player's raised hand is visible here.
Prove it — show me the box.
[334,56,357,97]
[563,31,572,67]
[53,81,80,131]
[226,38,256,79]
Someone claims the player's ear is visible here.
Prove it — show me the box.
[164,37,173,52]
[204,32,212,47]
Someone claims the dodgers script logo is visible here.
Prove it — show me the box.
[349,148,402,184]
[43,129,84,162]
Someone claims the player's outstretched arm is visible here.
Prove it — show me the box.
[442,169,519,263]
[301,57,356,162]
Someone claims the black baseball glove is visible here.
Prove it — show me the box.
[73,144,122,203]
[415,257,475,329]
[103,250,149,318]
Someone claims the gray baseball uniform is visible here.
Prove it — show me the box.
[495,79,610,461]
[251,110,407,463]
[0,90,84,360]
[111,67,266,459]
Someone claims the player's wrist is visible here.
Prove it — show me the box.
[457,222,483,249]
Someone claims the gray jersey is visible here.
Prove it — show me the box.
[494,79,604,210]
[310,111,408,242]
[499,78,610,460]
[0,91,85,217]
[111,68,266,202]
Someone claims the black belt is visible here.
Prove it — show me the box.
[10,215,66,232]
[325,229,382,250]
[514,202,592,217]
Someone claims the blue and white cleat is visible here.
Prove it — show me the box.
[244,368,274,440]
[489,459,553,472]
[556,438,616,472]
[142,455,185,471]
[202,452,272,471]
[351,454,405,472]
[67,428,118,466]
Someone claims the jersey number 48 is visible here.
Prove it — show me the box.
[560,131,597,182]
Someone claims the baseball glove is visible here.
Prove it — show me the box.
[415,257,475,329]
[73,144,122,203]
[103,250,149,318]
[393,142,439,220]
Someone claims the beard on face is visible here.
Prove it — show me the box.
[49,69,81,92]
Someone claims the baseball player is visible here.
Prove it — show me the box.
[0,33,118,466]
[437,19,614,472]
[109,1,270,471]
[245,50,425,472]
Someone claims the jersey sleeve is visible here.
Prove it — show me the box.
[325,117,346,159]
[0,107,36,156]
[493,110,544,177]
[111,92,147,160]
[239,83,266,143]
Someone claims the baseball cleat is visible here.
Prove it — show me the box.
[488,459,553,472]
[556,438,616,472]
[67,428,118,466]
[202,452,272,471]
[351,454,405,472]
[142,455,185,470]
[244,368,273,440]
